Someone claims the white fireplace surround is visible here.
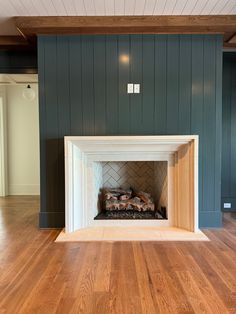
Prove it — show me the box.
[64,135,199,234]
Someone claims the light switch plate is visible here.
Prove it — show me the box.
[127,83,133,94]
[134,84,140,93]
[224,203,231,209]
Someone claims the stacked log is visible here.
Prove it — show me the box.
[103,188,155,212]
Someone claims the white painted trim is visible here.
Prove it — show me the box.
[194,135,199,232]
[65,135,199,234]
[0,87,8,196]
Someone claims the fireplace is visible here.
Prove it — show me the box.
[64,136,199,233]
[94,161,168,220]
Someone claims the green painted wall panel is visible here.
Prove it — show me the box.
[214,37,222,214]
[69,36,83,135]
[179,35,191,135]
[166,35,179,134]
[222,57,231,197]
[222,53,236,211]
[38,34,223,228]
[38,38,46,212]
[94,36,106,136]
[230,59,236,198]
[106,36,119,135]
[118,35,130,135]
[130,35,142,135]
[57,37,70,211]
[81,36,95,135]
[0,50,37,73]
[142,35,155,135]
[43,37,59,213]
[154,35,167,134]
[202,36,216,212]
[191,36,204,213]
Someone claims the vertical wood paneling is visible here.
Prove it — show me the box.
[202,36,216,212]
[81,36,95,135]
[230,59,236,197]
[118,35,130,134]
[69,36,83,135]
[0,52,9,68]
[94,36,106,135]
[0,50,37,74]
[222,56,231,197]
[43,36,59,213]
[154,35,167,134]
[57,37,70,136]
[166,35,179,134]
[191,35,204,213]
[106,36,118,135]
[130,35,142,134]
[142,35,155,134]
[179,35,191,134]
[37,37,46,213]
[214,36,222,213]
[57,36,70,211]
[222,52,236,211]
[38,34,223,227]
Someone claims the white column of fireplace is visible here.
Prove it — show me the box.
[64,136,199,233]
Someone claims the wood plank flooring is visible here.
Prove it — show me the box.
[0,196,236,313]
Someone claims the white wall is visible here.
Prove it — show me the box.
[6,84,40,195]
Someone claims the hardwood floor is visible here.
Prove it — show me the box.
[0,196,236,313]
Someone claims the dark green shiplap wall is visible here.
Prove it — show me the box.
[0,50,37,73]
[222,53,236,211]
[38,34,222,228]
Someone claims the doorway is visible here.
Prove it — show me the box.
[0,74,39,197]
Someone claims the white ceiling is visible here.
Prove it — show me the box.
[0,0,235,35]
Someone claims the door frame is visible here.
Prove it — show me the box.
[0,86,8,196]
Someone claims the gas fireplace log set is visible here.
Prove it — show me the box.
[94,188,167,220]
[104,188,155,211]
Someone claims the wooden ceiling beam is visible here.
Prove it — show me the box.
[228,34,236,43]
[15,15,236,36]
[223,32,236,49]
[1,16,235,50]
[0,35,37,51]
[0,35,28,46]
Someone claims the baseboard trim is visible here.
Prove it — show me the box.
[39,212,65,228]
[9,184,40,195]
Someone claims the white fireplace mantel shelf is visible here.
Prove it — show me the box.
[64,135,199,234]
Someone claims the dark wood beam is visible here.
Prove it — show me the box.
[15,15,236,36]
[223,32,235,42]
[0,35,28,47]
[223,32,236,49]
[223,43,236,49]
[0,35,37,51]
[1,16,235,50]
[228,34,236,43]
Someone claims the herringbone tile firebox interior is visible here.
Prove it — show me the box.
[101,161,168,211]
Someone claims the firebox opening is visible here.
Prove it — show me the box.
[93,161,168,220]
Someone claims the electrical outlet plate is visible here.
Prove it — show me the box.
[134,84,140,93]
[127,83,133,94]
[224,203,231,209]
